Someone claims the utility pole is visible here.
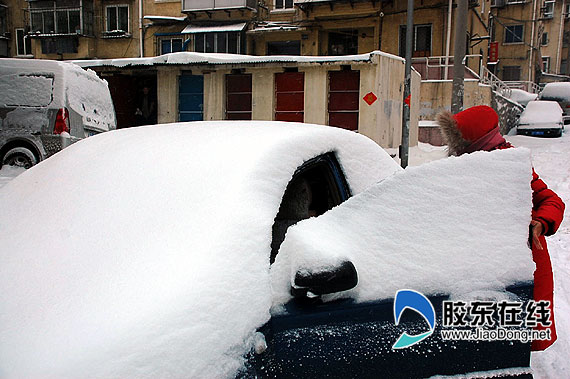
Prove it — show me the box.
[401,0,414,169]
[451,0,468,114]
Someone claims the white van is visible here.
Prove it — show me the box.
[0,59,116,168]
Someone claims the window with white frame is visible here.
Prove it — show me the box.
[543,1,554,19]
[194,32,240,54]
[541,32,549,46]
[161,37,183,54]
[399,24,432,57]
[16,28,32,56]
[30,0,85,35]
[566,3,570,18]
[274,0,293,10]
[106,5,129,33]
[504,24,524,43]
[542,56,550,73]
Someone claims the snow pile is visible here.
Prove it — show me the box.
[0,121,398,377]
[508,89,538,107]
[518,101,563,128]
[539,82,570,102]
[271,148,535,306]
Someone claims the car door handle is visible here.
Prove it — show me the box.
[31,132,41,136]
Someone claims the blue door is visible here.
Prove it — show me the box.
[178,75,203,122]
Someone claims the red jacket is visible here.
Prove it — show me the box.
[530,170,565,351]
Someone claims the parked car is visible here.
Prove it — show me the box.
[0,58,116,168]
[517,100,564,137]
[509,88,538,107]
[0,122,534,378]
[539,82,570,124]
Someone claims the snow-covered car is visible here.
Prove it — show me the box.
[0,58,116,169]
[0,122,535,378]
[509,88,538,107]
[517,100,564,137]
[539,82,570,124]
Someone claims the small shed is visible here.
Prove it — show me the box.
[74,51,420,148]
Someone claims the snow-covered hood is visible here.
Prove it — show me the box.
[0,121,399,377]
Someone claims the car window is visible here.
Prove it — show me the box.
[270,153,350,264]
[0,73,54,107]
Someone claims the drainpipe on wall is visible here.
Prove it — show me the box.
[529,0,537,82]
[139,0,144,57]
[444,0,453,80]
[556,0,565,73]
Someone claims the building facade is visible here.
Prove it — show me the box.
[490,0,570,87]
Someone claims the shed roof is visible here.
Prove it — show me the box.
[71,51,404,69]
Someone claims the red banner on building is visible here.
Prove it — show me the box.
[489,42,499,63]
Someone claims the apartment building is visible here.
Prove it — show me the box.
[0,1,488,60]
[490,0,570,86]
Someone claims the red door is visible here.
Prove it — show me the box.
[226,74,252,120]
[328,70,360,131]
[275,72,304,122]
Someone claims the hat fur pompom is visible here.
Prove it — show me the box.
[436,111,470,156]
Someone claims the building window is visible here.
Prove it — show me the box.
[543,1,554,19]
[561,59,567,75]
[194,32,240,53]
[16,28,32,56]
[542,56,550,73]
[541,32,549,46]
[267,40,300,55]
[274,0,293,10]
[566,3,570,18]
[29,0,93,36]
[40,37,78,54]
[161,38,183,54]
[0,6,6,35]
[106,5,129,33]
[399,24,432,57]
[328,30,358,56]
[502,66,521,81]
[504,25,524,44]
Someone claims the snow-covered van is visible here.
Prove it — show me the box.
[0,58,116,168]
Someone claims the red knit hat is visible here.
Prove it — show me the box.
[437,105,505,156]
[453,105,498,141]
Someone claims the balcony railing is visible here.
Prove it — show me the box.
[182,0,256,12]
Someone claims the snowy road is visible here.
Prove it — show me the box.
[0,131,568,377]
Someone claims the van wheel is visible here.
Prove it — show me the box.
[2,147,38,169]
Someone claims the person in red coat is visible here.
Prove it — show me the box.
[437,105,565,351]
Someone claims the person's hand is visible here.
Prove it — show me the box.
[531,220,544,250]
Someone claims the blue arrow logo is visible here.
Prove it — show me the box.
[392,289,436,349]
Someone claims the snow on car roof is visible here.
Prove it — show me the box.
[272,148,535,307]
[540,82,570,101]
[0,121,399,377]
[519,100,563,125]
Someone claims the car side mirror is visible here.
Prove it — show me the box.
[291,260,358,298]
